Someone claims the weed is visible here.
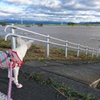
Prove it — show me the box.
[0,36,100,61]
[22,71,96,100]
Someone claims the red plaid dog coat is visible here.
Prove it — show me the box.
[0,50,22,69]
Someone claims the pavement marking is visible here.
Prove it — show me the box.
[0,91,13,100]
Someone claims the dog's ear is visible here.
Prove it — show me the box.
[26,40,34,49]
[17,37,26,46]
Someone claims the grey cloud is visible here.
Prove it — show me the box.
[0,0,100,22]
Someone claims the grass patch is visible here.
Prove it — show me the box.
[0,36,100,62]
[0,37,11,49]
[22,71,97,100]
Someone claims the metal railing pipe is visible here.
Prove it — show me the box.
[4,24,100,58]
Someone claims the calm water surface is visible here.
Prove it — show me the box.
[0,25,100,49]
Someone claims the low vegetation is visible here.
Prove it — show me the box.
[23,71,97,100]
[1,38,99,62]
[0,36,100,100]
[0,21,7,26]
[25,45,100,62]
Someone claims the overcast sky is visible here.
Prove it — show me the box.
[0,0,100,22]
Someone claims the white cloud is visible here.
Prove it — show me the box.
[0,0,100,22]
[64,0,75,6]
[0,6,22,14]
[80,0,100,9]
[2,0,32,5]
[42,0,61,8]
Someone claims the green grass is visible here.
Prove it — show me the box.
[0,36,100,62]
[22,71,97,100]
[0,37,11,49]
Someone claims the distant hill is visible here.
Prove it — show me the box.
[1,19,100,25]
[2,19,68,24]
[79,22,100,24]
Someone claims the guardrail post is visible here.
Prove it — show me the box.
[97,46,100,57]
[10,24,16,49]
[85,46,88,55]
[77,44,80,57]
[46,35,50,57]
[92,49,94,58]
[96,50,99,57]
[96,46,100,57]
[65,40,68,58]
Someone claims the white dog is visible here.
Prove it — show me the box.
[0,37,33,88]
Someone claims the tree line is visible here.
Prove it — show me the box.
[0,21,7,26]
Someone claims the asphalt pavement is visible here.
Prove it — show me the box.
[0,60,100,100]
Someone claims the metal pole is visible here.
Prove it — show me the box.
[77,44,80,57]
[85,46,88,55]
[96,46,100,57]
[46,35,49,57]
[92,49,94,58]
[97,46,100,57]
[10,24,16,49]
[96,50,99,57]
[65,40,68,58]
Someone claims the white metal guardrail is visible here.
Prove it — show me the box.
[4,24,100,58]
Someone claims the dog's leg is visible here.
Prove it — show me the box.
[13,65,23,88]
[8,68,14,81]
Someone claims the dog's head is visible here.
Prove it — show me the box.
[17,37,33,49]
